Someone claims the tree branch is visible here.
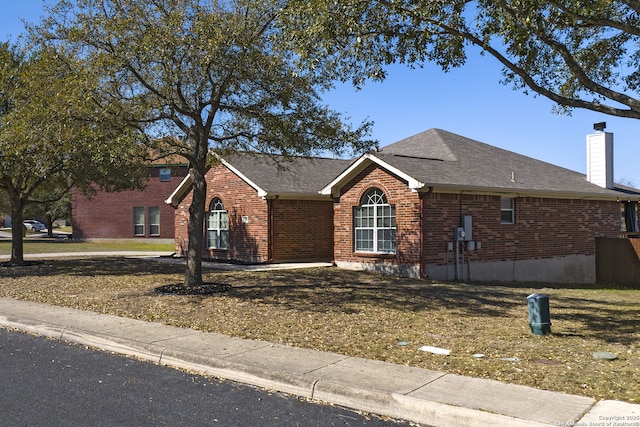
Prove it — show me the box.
[394,1,640,118]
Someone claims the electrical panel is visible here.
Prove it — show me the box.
[463,215,472,241]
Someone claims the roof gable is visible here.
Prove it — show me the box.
[320,154,425,196]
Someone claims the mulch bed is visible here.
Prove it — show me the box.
[154,283,232,295]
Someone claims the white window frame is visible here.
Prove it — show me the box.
[501,197,515,224]
[207,198,229,250]
[148,206,160,236]
[354,188,396,254]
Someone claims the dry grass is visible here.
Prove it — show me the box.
[0,240,174,255]
[0,257,638,403]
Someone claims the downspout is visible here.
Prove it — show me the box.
[419,187,433,278]
[267,197,275,262]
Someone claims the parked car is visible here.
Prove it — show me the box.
[23,220,45,232]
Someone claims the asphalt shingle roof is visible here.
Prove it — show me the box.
[168,128,639,206]
[376,128,632,197]
[222,153,353,195]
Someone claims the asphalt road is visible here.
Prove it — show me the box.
[0,328,409,426]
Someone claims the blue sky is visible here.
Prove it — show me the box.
[3,0,639,185]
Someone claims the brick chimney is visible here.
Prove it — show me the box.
[586,122,614,189]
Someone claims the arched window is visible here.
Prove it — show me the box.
[207,198,229,249]
[354,188,396,253]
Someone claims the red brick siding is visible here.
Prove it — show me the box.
[174,165,270,262]
[423,193,621,266]
[208,165,271,262]
[334,164,421,266]
[334,163,622,270]
[173,192,190,256]
[72,166,188,239]
[272,199,334,261]
[174,165,334,262]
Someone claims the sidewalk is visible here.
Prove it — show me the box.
[1,298,638,426]
[0,251,175,261]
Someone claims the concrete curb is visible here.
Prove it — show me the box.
[66,332,550,427]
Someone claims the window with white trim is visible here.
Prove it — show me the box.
[133,207,145,236]
[501,197,515,224]
[148,206,160,236]
[207,198,229,249]
[354,188,396,253]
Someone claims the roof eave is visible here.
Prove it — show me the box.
[217,156,268,198]
[262,191,331,201]
[421,184,635,201]
[165,174,193,208]
[165,155,274,207]
[321,153,424,196]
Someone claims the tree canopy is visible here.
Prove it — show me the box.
[285,0,640,119]
[38,0,374,286]
[0,41,148,264]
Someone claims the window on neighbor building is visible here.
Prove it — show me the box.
[501,197,515,224]
[160,168,171,181]
[207,198,229,249]
[133,207,145,236]
[159,168,171,181]
[354,188,396,253]
[148,206,160,236]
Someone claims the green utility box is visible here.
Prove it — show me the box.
[527,293,552,335]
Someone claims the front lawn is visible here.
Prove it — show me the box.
[0,240,174,255]
[0,257,637,403]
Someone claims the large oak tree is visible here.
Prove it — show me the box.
[285,0,640,119]
[39,0,373,287]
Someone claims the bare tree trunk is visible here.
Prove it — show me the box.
[185,166,206,287]
[184,133,209,288]
[10,203,24,265]
[46,215,54,238]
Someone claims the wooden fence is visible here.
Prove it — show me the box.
[596,237,640,288]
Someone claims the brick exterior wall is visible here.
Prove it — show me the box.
[171,159,621,281]
[272,199,334,261]
[173,164,334,262]
[422,192,621,266]
[173,190,190,256]
[72,166,188,240]
[334,164,421,267]
[333,163,622,278]
[173,165,270,261]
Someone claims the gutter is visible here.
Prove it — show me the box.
[419,185,637,202]
[267,198,275,262]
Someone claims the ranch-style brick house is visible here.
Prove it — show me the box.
[167,153,352,262]
[167,127,640,283]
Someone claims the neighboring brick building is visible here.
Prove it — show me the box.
[168,128,640,283]
[72,160,188,242]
